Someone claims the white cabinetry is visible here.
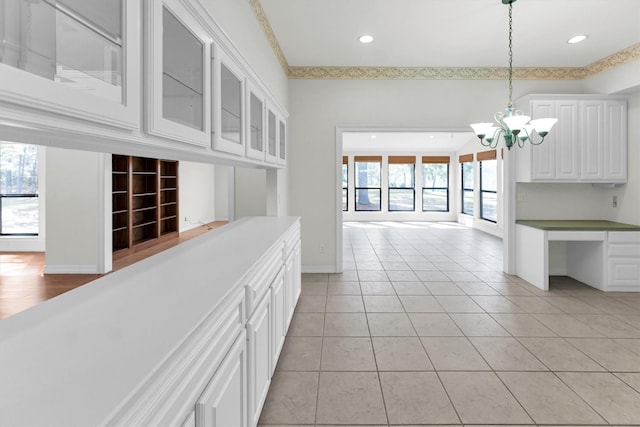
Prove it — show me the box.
[0,0,289,170]
[608,232,640,291]
[603,101,627,181]
[214,50,245,156]
[271,268,287,373]
[246,82,266,161]
[145,0,211,147]
[196,330,247,427]
[514,95,627,183]
[0,217,301,426]
[247,291,272,427]
[278,117,288,166]
[0,0,140,129]
[266,106,278,164]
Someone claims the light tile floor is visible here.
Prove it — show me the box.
[259,222,640,426]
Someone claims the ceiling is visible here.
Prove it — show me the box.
[259,0,640,69]
[343,131,473,153]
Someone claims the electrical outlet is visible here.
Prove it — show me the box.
[184,217,188,222]
[612,195,617,208]
[319,244,326,254]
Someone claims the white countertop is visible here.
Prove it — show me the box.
[0,216,299,426]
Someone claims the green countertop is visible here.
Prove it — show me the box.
[516,220,640,231]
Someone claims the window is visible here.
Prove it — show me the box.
[479,150,498,223]
[355,156,381,211]
[422,156,449,212]
[460,154,474,215]
[342,156,348,211]
[388,156,415,211]
[0,143,39,235]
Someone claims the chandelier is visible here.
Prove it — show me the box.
[470,0,557,150]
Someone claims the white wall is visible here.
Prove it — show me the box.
[214,165,231,221]
[44,148,109,274]
[179,161,217,232]
[288,78,584,271]
[202,0,289,111]
[235,167,267,218]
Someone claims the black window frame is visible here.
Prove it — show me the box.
[461,161,474,216]
[354,158,382,212]
[388,161,415,212]
[422,162,449,212]
[342,160,348,212]
[0,143,39,236]
[480,159,498,223]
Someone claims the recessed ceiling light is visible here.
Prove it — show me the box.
[359,35,373,44]
[371,134,377,139]
[567,35,588,44]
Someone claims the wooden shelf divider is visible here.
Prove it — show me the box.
[112,155,179,258]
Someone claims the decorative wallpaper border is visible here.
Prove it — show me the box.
[249,0,290,74]
[251,2,639,81]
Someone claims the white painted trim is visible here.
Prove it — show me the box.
[213,48,247,156]
[335,127,344,273]
[43,265,100,274]
[0,1,141,130]
[145,0,212,147]
[302,265,338,274]
[245,81,267,161]
[0,237,44,252]
[98,154,112,274]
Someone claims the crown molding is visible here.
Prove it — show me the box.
[250,2,639,81]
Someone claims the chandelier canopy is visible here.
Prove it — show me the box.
[470,0,557,150]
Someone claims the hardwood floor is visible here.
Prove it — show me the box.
[0,221,228,320]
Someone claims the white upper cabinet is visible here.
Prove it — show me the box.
[0,0,140,129]
[213,49,245,156]
[277,117,287,166]
[603,100,627,182]
[145,0,211,147]
[265,106,278,164]
[515,95,627,183]
[246,82,265,161]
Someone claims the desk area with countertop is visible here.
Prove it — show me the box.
[515,220,640,292]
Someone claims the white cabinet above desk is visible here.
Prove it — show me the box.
[514,95,627,184]
[515,220,640,292]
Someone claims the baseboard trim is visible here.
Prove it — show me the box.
[43,265,100,274]
[302,264,337,274]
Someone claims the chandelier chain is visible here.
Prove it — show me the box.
[508,1,513,108]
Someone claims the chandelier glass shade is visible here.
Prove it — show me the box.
[470,0,557,149]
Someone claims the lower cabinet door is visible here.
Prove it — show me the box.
[271,268,286,374]
[195,330,247,427]
[247,291,272,427]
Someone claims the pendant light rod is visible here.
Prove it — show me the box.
[470,0,557,150]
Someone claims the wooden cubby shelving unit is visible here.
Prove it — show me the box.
[112,155,179,258]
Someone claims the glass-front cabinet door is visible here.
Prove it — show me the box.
[213,48,245,156]
[0,0,140,129]
[145,0,210,147]
[265,106,277,164]
[277,118,287,166]
[245,82,265,161]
